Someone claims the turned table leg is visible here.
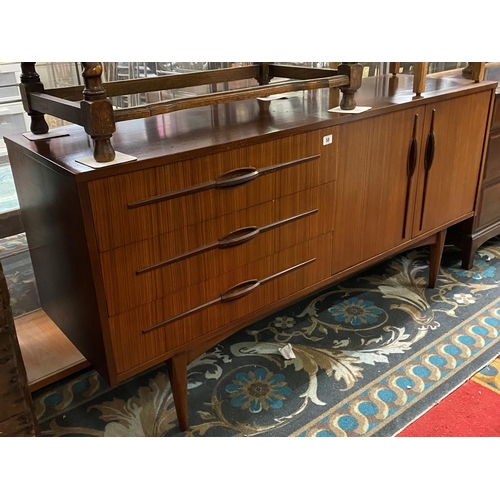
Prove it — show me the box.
[413,62,429,97]
[255,62,271,86]
[470,62,486,83]
[81,62,116,163]
[389,62,401,76]
[338,63,363,110]
[19,62,49,135]
[166,351,189,432]
[428,229,446,288]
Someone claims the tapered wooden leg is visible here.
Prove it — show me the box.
[166,351,189,431]
[428,229,447,288]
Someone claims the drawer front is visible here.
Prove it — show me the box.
[109,233,332,374]
[478,181,500,228]
[88,129,338,251]
[100,183,335,316]
[483,129,500,184]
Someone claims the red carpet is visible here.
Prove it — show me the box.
[397,357,500,437]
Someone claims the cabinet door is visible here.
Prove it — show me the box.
[332,106,425,274]
[412,91,492,237]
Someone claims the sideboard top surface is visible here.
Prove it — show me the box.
[5,73,497,182]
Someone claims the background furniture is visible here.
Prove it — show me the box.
[447,63,500,268]
[6,69,495,431]
[18,62,363,163]
[0,261,39,437]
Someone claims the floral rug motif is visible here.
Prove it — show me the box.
[33,238,500,437]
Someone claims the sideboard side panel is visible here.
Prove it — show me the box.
[6,144,112,383]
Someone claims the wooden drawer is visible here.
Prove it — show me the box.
[478,181,500,228]
[109,233,332,374]
[100,183,335,316]
[483,129,500,184]
[88,129,338,251]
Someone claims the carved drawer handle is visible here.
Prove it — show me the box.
[128,154,320,209]
[218,226,260,247]
[142,257,315,333]
[136,209,317,275]
[220,279,260,301]
[216,168,259,188]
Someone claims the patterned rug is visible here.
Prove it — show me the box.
[32,238,500,437]
[0,233,27,259]
[0,233,40,317]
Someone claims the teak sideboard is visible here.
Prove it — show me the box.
[5,72,496,431]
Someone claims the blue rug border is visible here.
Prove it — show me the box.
[372,341,500,436]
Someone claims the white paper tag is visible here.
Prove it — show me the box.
[328,106,372,114]
[23,130,70,141]
[75,151,137,169]
[278,343,296,360]
[257,94,289,102]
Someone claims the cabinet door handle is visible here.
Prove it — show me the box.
[424,117,436,173]
[402,114,419,239]
[419,109,436,231]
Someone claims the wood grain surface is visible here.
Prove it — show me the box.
[412,91,491,236]
[109,233,332,374]
[332,105,425,273]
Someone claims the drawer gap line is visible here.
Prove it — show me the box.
[135,209,318,275]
